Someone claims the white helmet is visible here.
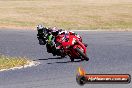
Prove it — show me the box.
[37,24,44,30]
[52,27,59,32]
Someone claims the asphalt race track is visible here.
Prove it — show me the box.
[0,29,132,88]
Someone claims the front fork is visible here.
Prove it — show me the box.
[73,40,86,54]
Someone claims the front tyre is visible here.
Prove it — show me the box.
[75,48,89,61]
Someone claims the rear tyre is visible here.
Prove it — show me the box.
[75,48,89,61]
[70,58,74,62]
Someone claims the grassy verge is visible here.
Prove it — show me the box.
[0,0,132,30]
[0,55,28,70]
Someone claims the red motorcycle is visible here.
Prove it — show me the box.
[55,33,89,61]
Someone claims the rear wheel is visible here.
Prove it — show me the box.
[75,48,89,61]
[70,58,74,62]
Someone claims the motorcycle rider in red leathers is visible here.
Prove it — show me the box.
[58,30,82,42]
[55,30,89,61]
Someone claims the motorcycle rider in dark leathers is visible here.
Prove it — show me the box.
[37,24,49,45]
[37,25,63,56]
[47,27,63,56]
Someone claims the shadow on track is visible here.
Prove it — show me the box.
[47,60,82,64]
[33,57,62,61]
[33,57,83,64]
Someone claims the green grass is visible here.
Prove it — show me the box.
[0,0,132,30]
[0,55,28,70]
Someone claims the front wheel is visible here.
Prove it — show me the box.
[75,48,89,61]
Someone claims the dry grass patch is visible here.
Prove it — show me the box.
[0,55,28,70]
[0,0,132,30]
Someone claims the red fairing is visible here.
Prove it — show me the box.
[55,32,87,60]
[73,40,86,54]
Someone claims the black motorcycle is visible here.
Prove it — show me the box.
[37,26,66,58]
